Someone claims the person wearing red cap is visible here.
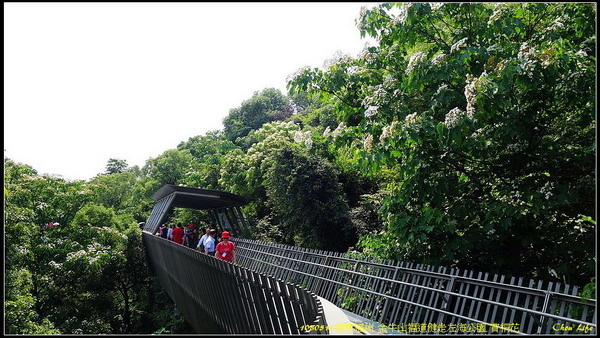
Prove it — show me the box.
[215,231,235,263]
[183,223,197,248]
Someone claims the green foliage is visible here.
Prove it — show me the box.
[4,158,93,226]
[220,121,358,250]
[177,131,238,189]
[88,171,137,210]
[72,204,118,228]
[4,3,596,333]
[288,2,596,285]
[4,158,182,334]
[5,269,61,334]
[143,149,197,186]
[105,158,128,174]
[223,88,294,143]
[580,278,596,301]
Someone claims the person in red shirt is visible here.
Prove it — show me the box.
[171,223,185,244]
[215,231,235,263]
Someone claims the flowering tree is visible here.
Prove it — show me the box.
[288,3,596,285]
[219,121,357,250]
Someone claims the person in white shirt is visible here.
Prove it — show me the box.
[197,227,211,251]
[203,229,217,256]
[167,225,174,240]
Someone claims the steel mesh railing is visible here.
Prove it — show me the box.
[143,233,326,334]
[233,238,596,335]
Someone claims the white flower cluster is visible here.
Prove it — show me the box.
[405,52,427,75]
[66,250,87,261]
[322,126,332,138]
[49,261,63,269]
[575,50,588,69]
[372,85,387,99]
[380,119,399,142]
[510,190,523,200]
[293,130,303,143]
[539,181,555,200]
[434,84,449,96]
[323,51,353,71]
[358,46,377,65]
[346,66,362,75]
[488,6,504,25]
[87,242,109,253]
[518,42,536,61]
[395,3,413,24]
[405,112,419,125]
[365,106,380,118]
[331,122,347,138]
[470,127,486,140]
[363,134,374,150]
[518,42,538,75]
[444,107,466,128]
[101,226,127,239]
[36,201,48,210]
[450,37,468,54]
[362,85,385,108]
[383,74,398,88]
[429,3,444,11]
[464,74,481,118]
[293,130,313,149]
[548,14,566,32]
[431,53,448,66]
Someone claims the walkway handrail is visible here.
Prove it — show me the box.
[234,238,595,305]
[234,238,597,335]
[143,233,327,334]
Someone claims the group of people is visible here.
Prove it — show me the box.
[156,223,235,263]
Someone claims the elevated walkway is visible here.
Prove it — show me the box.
[142,185,597,335]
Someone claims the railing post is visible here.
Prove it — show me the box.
[537,291,553,334]
[437,276,456,325]
[379,267,399,323]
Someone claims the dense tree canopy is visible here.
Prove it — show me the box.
[223,88,294,143]
[5,2,595,334]
[288,2,596,285]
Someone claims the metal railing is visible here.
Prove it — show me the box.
[143,233,326,334]
[234,238,597,335]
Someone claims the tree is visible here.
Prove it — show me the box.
[223,88,294,143]
[289,3,596,285]
[176,131,238,189]
[88,172,137,210]
[105,158,128,174]
[142,149,197,186]
[220,121,357,250]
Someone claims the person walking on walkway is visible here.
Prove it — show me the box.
[167,224,174,240]
[183,224,196,248]
[158,224,168,238]
[197,227,210,252]
[172,223,184,245]
[215,231,235,263]
[203,229,217,256]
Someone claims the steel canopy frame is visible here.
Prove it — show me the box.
[142,184,250,236]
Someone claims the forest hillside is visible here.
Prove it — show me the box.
[5,3,595,334]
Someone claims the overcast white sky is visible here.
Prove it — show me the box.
[4,2,376,181]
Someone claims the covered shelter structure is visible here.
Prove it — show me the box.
[141,184,251,237]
